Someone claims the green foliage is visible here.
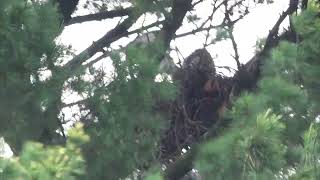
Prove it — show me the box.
[211,27,230,44]
[0,0,65,152]
[0,124,89,180]
[0,1,175,179]
[293,3,320,109]
[196,110,286,179]
[82,44,176,179]
[0,0,320,179]
[187,14,201,23]
[290,123,320,180]
[145,166,163,180]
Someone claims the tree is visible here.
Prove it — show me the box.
[0,0,319,179]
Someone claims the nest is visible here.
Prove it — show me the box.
[156,49,233,162]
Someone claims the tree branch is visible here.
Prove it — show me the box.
[62,98,87,108]
[175,23,224,38]
[263,7,293,51]
[192,0,206,8]
[66,20,165,79]
[66,7,134,26]
[162,0,193,47]
[224,1,241,69]
[232,4,297,96]
[227,26,240,68]
[62,13,141,73]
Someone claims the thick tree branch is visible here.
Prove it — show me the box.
[62,14,140,73]
[162,0,193,47]
[66,7,133,26]
[264,7,294,51]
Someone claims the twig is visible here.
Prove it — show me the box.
[224,0,251,69]
[198,0,225,28]
[215,65,237,72]
[191,0,206,8]
[175,23,225,38]
[174,46,185,63]
[203,2,217,47]
[225,3,241,69]
[126,20,164,36]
